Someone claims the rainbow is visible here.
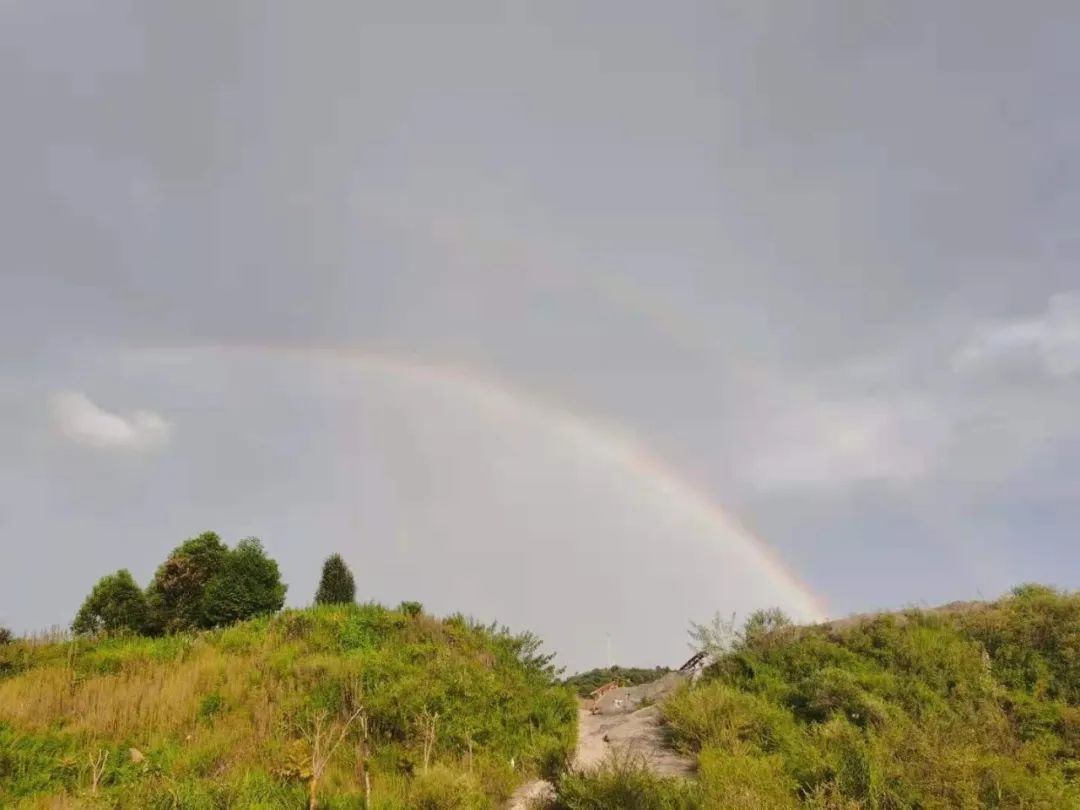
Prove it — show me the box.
[170,343,828,622]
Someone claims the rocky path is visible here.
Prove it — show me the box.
[506,676,694,808]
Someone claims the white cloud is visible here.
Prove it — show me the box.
[743,396,946,491]
[50,391,171,451]
[953,291,1080,378]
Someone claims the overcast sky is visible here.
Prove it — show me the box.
[3,2,1079,671]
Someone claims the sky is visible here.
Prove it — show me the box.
[2,2,1080,671]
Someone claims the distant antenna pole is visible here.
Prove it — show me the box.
[606,633,612,668]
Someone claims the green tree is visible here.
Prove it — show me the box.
[314,554,356,605]
[72,569,149,636]
[202,537,287,626]
[145,531,228,633]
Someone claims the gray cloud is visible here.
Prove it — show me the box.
[3,2,1080,666]
[954,291,1080,378]
[741,394,947,492]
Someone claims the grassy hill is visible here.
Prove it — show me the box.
[554,585,1080,809]
[4,586,1079,808]
[0,603,577,809]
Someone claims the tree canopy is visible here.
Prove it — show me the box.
[202,537,287,626]
[75,532,287,636]
[314,553,356,605]
[146,531,228,634]
[72,569,148,636]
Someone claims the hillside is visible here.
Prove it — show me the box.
[553,585,1080,809]
[4,586,1079,808]
[0,604,577,808]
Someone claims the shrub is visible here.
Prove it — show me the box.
[663,681,802,757]
[696,747,799,809]
[408,765,488,809]
[671,591,1080,808]
[556,751,701,809]
[197,690,225,723]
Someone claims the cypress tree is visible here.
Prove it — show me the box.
[315,554,356,605]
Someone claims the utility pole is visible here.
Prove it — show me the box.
[606,633,612,669]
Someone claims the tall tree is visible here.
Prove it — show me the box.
[145,531,228,633]
[202,537,288,626]
[315,554,356,605]
[72,569,149,636]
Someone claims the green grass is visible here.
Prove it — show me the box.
[552,585,1080,809]
[0,603,577,808]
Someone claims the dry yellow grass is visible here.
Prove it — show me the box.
[0,640,307,772]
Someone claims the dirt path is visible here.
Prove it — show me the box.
[574,703,693,775]
[506,677,694,808]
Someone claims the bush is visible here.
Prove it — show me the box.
[409,765,488,809]
[666,591,1080,808]
[556,752,701,809]
[0,626,12,645]
[696,747,799,809]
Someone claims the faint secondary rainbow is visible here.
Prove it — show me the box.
[178,343,828,621]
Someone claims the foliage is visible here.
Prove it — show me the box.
[666,587,1080,807]
[741,607,793,649]
[563,666,672,697]
[686,610,740,656]
[0,603,576,808]
[315,554,357,606]
[408,764,488,809]
[99,531,289,635]
[686,607,792,657]
[201,537,287,626]
[71,569,149,636]
[145,531,229,633]
[556,587,1080,808]
[555,750,700,809]
[0,627,11,646]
